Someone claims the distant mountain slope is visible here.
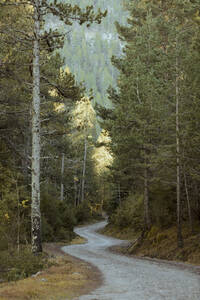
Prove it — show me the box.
[54,0,127,107]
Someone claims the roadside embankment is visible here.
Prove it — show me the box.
[101,223,200,266]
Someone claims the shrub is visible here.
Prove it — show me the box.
[0,247,48,282]
[75,201,92,224]
[110,193,143,231]
[42,216,55,242]
[150,185,176,228]
[41,192,76,242]
[56,227,75,242]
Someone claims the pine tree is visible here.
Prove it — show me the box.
[98,0,200,243]
[1,0,106,253]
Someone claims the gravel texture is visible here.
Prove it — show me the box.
[62,221,200,300]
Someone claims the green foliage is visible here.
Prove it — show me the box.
[41,189,76,242]
[0,248,48,282]
[0,0,102,257]
[75,201,92,224]
[98,0,200,237]
[110,194,143,231]
[57,0,127,108]
[150,185,176,228]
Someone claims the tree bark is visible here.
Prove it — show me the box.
[176,54,183,248]
[16,179,20,253]
[60,153,65,201]
[144,166,151,230]
[118,183,121,207]
[74,178,78,206]
[31,0,42,254]
[184,171,193,232]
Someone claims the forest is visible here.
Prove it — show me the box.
[0,0,200,287]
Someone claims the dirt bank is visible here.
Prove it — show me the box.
[101,224,200,266]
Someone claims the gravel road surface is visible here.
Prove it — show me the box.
[62,221,200,300]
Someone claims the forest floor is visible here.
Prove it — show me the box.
[100,223,200,266]
[0,236,102,300]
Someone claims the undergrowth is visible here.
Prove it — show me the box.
[0,247,49,282]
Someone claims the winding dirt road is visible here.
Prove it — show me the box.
[62,221,200,300]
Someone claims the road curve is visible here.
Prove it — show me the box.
[62,221,200,300]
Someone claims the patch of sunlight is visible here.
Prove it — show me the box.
[63,66,70,74]
[54,102,65,112]
[72,97,96,130]
[92,129,113,175]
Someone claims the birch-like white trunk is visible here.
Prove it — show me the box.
[31,0,42,253]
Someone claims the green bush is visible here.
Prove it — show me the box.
[56,227,75,241]
[110,194,143,231]
[58,203,77,232]
[150,185,176,228]
[41,191,76,242]
[42,216,55,241]
[75,201,92,224]
[0,247,48,282]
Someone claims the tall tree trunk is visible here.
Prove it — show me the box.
[78,181,81,205]
[16,179,20,253]
[176,54,183,248]
[81,136,87,203]
[184,171,193,232]
[60,153,65,201]
[144,166,151,230]
[74,177,78,206]
[118,183,121,207]
[31,0,42,254]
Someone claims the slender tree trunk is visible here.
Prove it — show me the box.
[144,166,151,230]
[81,136,87,202]
[184,171,193,232]
[101,179,105,213]
[60,153,65,201]
[31,0,42,254]
[78,181,81,205]
[16,179,20,253]
[74,178,78,206]
[176,54,183,248]
[118,183,121,207]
